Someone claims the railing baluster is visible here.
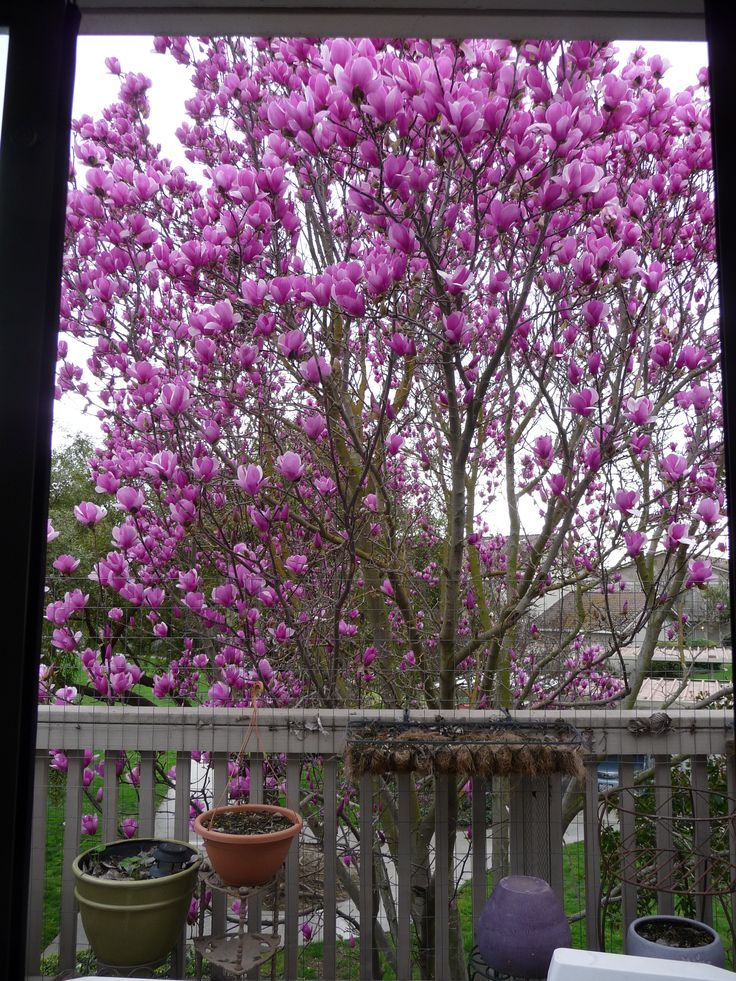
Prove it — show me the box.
[691,755,713,925]
[510,776,553,882]
[618,759,637,934]
[323,756,338,981]
[210,751,229,978]
[59,749,84,972]
[174,750,191,842]
[583,757,601,950]
[172,750,192,980]
[471,777,487,932]
[434,774,450,981]
[248,752,263,980]
[359,772,374,981]
[102,750,119,840]
[653,756,675,915]
[285,755,300,981]
[397,771,413,981]
[548,774,564,900]
[138,749,156,837]
[726,742,736,966]
[26,750,50,977]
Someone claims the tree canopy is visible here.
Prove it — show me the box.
[48,37,722,713]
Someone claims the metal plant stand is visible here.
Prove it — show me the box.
[468,944,533,981]
[195,860,282,978]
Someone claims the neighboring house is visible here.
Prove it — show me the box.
[535,555,730,650]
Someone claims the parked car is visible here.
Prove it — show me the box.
[597,754,650,791]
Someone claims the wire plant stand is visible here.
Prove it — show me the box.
[597,781,736,952]
[195,860,282,978]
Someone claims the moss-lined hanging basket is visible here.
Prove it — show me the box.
[345,718,585,780]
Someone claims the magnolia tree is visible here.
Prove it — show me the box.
[46,36,724,976]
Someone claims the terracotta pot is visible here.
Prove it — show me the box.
[194,803,302,886]
[476,875,571,979]
[626,915,726,967]
[73,837,201,968]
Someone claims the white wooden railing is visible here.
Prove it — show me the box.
[28,706,736,980]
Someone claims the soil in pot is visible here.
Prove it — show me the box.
[636,919,713,948]
[80,839,198,880]
[208,810,293,835]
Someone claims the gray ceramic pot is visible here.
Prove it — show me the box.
[626,915,725,967]
[476,875,571,979]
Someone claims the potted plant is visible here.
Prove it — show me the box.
[194,802,302,887]
[626,914,726,967]
[72,837,201,969]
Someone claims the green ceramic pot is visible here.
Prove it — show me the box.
[73,837,201,968]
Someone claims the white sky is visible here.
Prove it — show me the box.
[0,35,709,449]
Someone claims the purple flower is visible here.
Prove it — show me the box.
[660,453,688,482]
[665,522,691,551]
[285,554,308,574]
[269,622,295,643]
[116,486,144,512]
[300,355,332,384]
[650,342,672,368]
[697,498,720,525]
[277,329,306,358]
[121,817,138,839]
[686,559,712,589]
[301,414,327,440]
[276,452,304,481]
[548,473,565,496]
[81,814,99,836]
[237,463,265,495]
[614,489,639,516]
[53,554,80,574]
[74,502,108,525]
[47,520,60,543]
[623,530,646,557]
[625,396,655,426]
[569,388,598,417]
[161,382,190,416]
[533,435,554,468]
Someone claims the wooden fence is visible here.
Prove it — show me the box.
[28,706,736,980]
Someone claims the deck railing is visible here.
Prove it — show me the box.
[28,706,736,980]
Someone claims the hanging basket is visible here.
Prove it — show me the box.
[345,717,585,780]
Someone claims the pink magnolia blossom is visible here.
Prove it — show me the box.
[686,559,712,589]
[665,522,691,551]
[74,501,108,525]
[276,452,304,481]
[116,486,144,512]
[285,554,308,575]
[625,396,655,426]
[121,817,138,839]
[697,498,720,525]
[660,453,689,482]
[237,463,265,495]
[81,814,99,835]
[53,554,80,574]
[569,388,598,417]
[300,355,332,384]
[614,489,639,516]
[623,531,647,557]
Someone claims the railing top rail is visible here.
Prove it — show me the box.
[36,705,734,756]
